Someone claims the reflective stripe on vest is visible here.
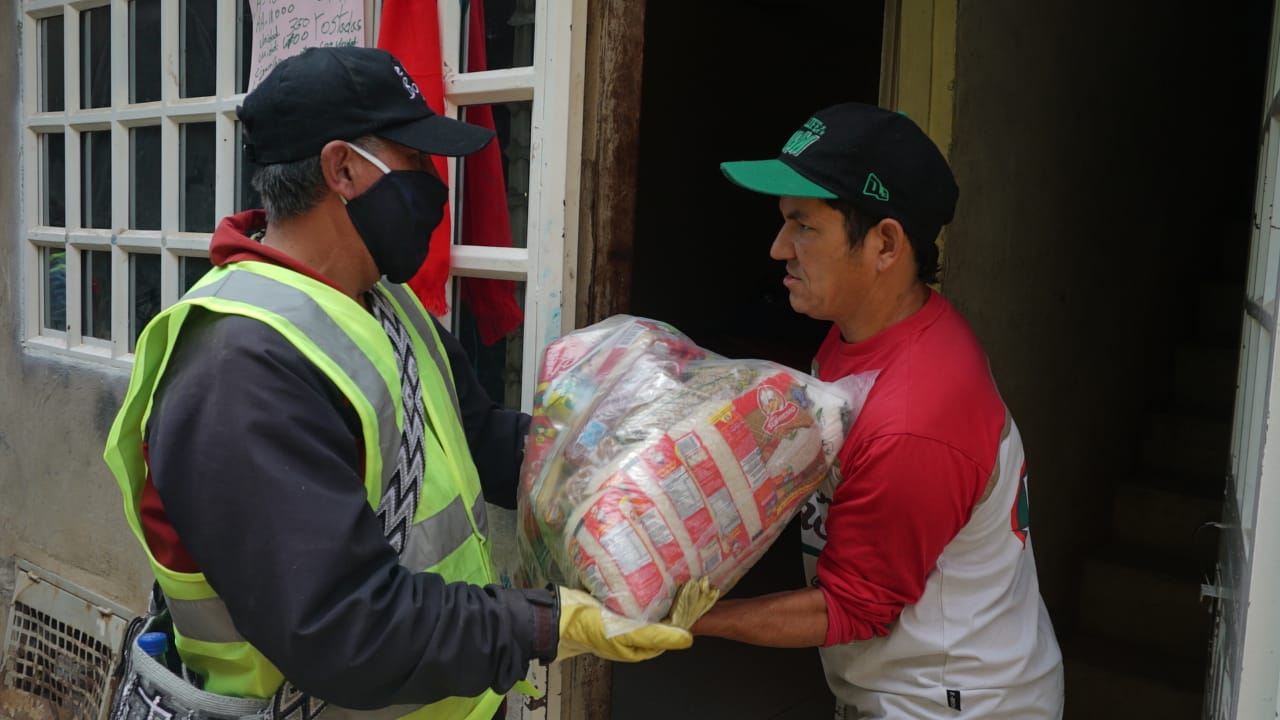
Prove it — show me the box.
[166,491,491,644]
[181,273,479,534]
[105,263,500,716]
[377,282,489,544]
[184,270,401,497]
[381,283,463,421]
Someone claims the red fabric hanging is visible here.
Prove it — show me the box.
[459,0,525,344]
[376,0,452,316]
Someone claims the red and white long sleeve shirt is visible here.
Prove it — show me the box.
[799,290,1064,719]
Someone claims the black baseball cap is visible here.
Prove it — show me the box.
[238,47,494,164]
[721,103,958,243]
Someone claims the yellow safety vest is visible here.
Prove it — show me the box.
[104,261,504,720]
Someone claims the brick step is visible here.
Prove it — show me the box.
[1074,546,1212,662]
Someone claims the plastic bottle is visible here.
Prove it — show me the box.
[137,631,168,659]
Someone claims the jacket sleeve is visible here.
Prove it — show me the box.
[432,316,531,509]
[146,310,555,709]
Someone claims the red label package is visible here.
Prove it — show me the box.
[518,316,867,622]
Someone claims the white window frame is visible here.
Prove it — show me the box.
[20,0,585,419]
[20,0,253,367]
[436,0,587,413]
[432,3,587,717]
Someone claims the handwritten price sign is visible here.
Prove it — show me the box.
[247,0,366,93]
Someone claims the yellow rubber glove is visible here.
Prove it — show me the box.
[666,577,720,630]
[556,587,692,663]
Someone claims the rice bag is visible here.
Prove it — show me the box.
[518,315,874,622]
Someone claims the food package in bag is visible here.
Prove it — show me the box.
[518,315,875,623]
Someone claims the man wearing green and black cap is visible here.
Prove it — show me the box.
[693,103,1065,718]
[103,46,691,720]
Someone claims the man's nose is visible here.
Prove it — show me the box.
[769,230,792,260]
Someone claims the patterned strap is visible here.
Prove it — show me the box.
[368,288,429,555]
[269,290,429,720]
[272,681,328,720]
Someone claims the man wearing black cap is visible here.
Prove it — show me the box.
[692,103,1065,718]
[104,46,689,720]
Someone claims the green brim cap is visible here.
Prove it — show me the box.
[720,159,837,199]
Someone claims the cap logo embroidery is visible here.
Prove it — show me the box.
[392,65,421,101]
[781,117,826,157]
[862,173,889,201]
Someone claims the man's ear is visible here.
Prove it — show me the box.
[319,140,361,201]
[874,218,912,273]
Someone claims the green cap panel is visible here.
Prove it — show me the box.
[719,159,837,199]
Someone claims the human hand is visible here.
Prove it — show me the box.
[555,587,692,663]
[666,577,720,630]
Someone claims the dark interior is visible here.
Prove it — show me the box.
[617,2,884,717]
[615,0,1274,717]
[629,0,885,375]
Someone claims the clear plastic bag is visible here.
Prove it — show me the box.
[518,315,868,623]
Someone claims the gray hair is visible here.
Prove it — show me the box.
[251,135,384,224]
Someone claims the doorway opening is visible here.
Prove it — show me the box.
[616,1,884,717]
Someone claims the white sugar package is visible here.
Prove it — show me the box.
[517,315,875,622]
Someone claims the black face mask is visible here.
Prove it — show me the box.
[342,143,448,284]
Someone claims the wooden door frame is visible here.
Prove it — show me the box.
[574,0,648,326]
[561,1,650,715]
[880,0,958,285]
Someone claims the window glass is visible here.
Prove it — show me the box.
[453,280,525,409]
[81,130,112,229]
[80,6,111,109]
[459,101,532,250]
[40,15,65,112]
[235,122,262,212]
[82,249,112,340]
[43,247,67,332]
[41,134,66,227]
[181,255,214,292]
[131,126,162,230]
[453,100,530,361]
[462,0,536,72]
[181,0,217,98]
[236,0,254,94]
[181,122,216,232]
[129,254,162,351]
[130,0,162,103]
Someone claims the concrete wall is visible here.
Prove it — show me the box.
[944,0,1262,630]
[0,12,152,618]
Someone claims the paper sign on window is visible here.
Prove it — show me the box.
[247,0,366,93]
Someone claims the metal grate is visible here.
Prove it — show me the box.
[2,560,132,720]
